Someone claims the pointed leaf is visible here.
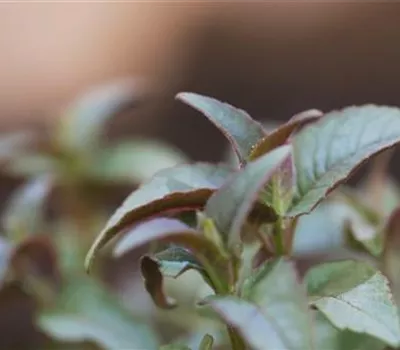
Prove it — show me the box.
[241,258,314,350]
[210,296,297,350]
[177,92,265,165]
[140,256,177,309]
[38,276,159,350]
[112,218,231,292]
[259,154,295,215]
[305,260,400,347]
[113,218,190,258]
[2,176,53,239]
[85,163,230,272]
[249,109,322,160]
[314,311,385,350]
[91,140,188,184]
[147,246,203,279]
[205,145,290,247]
[57,80,139,153]
[288,105,400,217]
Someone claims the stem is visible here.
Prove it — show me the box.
[273,217,285,255]
[228,326,246,350]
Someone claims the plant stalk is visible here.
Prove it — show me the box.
[227,326,246,350]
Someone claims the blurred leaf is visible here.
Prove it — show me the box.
[91,140,188,184]
[2,176,53,240]
[314,311,385,350]
[8,235,61,305]
[38,276,159,350]
[86,163,230,272]
[177,93,265,165]
[198,334,213,350]
[305,260,400,347]
[5,153,56,178]
[288,105,400,217]
[0,131,38,165]
[383,207,400,303]
[241,258,314,350]
[140,256,177,309]
[0,236,12,286]
[249,109,322,160]
[57,80,138,154]
[205,145,290,248]
[112,218,231,293]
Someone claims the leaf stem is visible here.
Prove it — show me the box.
[227,326,246,350]
[273,216,286,255]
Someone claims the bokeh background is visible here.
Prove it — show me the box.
[2,2,400,349]
[2,2,400,164]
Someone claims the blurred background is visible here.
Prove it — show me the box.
[2,2,400,164]
[1,2,400,349]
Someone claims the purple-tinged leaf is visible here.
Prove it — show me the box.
[249,109,322,160]
[85,163,230,272]
[305,260,400,347]
[112,218,232,292]
[177,92,265,165]
[288,105,400,217]
[140,256,177,309]
[113,218,189,258]
[205,145,291,248]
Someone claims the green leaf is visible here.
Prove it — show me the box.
[259,154,295,216]
[57,81,138,154]
[148,246,203,279]
[209,296,296,350]
[249,109,322,160]
[241,258,314,350]
[112,218,232,293]
[198,334,213,350]
[85,163,230,272]
[5,153,56,177]
[205,145,290,248]
[288,105,400,217]
[314,311,385,350]
[2,176,53,240]
[91,140,188,184]
[305,260,400,347]
[38,276,159,350]
[177,92,265,165]
[140,256,177,309]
